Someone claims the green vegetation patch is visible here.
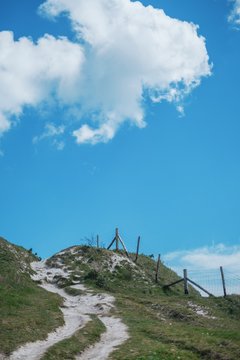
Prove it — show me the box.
[110,292,240,360]
[0,237,63,355]
[64,286,85,296]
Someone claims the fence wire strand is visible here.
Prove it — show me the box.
[187,268,240,296]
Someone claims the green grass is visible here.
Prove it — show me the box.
[47,245,240,360]
[42,315,105,360]
[1,240,240,359]
[107,292,240,360]
[63,286,86,296]
[0,237,63,355]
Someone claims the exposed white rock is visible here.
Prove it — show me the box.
[188,301,216,319]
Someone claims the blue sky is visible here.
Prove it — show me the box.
[1,0,240,273]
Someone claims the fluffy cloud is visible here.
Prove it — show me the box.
[228,0,240,26]
[0,0,211,145]
[163,244,240,272]
[0,31,84,136]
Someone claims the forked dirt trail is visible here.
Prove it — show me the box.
[9,260,129,360]
[77,316,128,360]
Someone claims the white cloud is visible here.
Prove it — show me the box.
[163,244,240,296]
[40,0,211,144]
[73,123,115,144]
[0,0,211,145]
[163,243,240,272]
[33,123,65,149]
[228,0,240,27]
[0,113,11,134]
[0,31,84,136]
[52,139,65,150]
[176,105,185,117]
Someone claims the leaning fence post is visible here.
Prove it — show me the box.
[115,228,119,251]
[155,254,161,283]
[135,236,141,263]
[220,266,227,297]
[183,269,189,295]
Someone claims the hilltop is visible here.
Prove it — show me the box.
[1,237,240,359]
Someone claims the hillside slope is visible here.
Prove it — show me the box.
[45,245,240,360]
[0,237,63,356]
[1,239,240,359]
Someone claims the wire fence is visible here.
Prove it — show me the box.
[187,268,240,297]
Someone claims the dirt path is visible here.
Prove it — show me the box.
[9,261,129,360]
[76,316,129,360]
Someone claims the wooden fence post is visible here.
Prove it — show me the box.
[107,228,129,257]
[183,269,189,295]
[187,278,214,297]
[135,236,141,263]
[96,235,99,248]
[115,228,119,251]
[155,254,161,283]
[220,266,227,297]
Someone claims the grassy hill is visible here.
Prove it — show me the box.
[46,245,240,360]
[0,237,63,356]
[1,238,240,359]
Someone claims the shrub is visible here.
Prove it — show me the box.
[115,266,132,281]
[95,275,110,290]
[84,269,98,280]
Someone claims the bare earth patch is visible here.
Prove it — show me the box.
[76,316,128,360]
